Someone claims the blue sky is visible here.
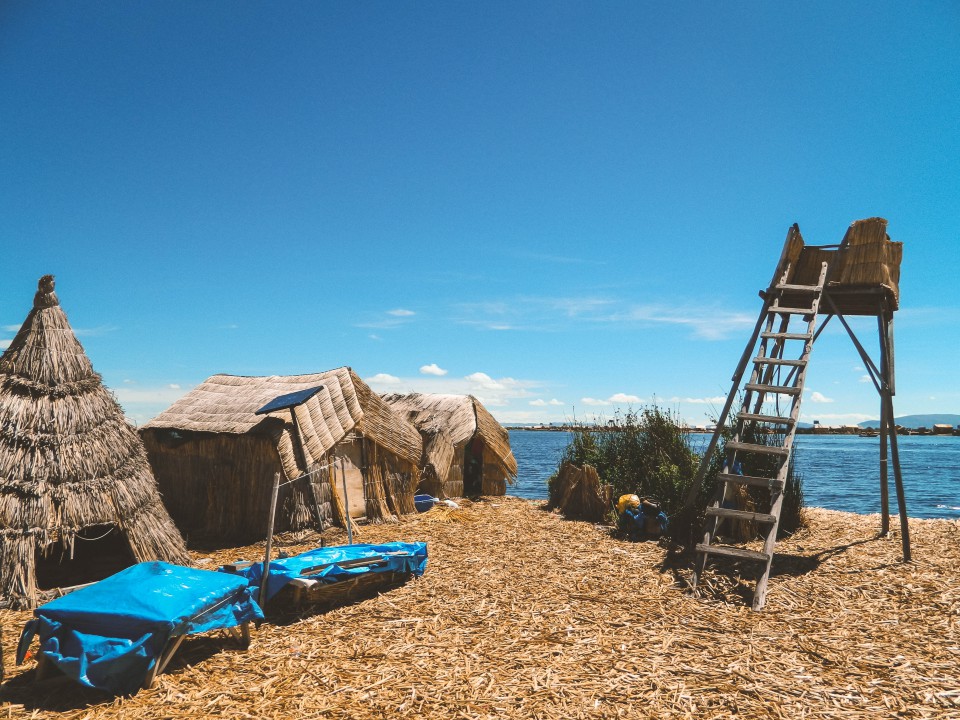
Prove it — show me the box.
[2,2,958,426]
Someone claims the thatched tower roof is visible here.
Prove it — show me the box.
[0,276,189,609]
[771,217,903,315]
[143,368,422,479]
[380,393,517,483]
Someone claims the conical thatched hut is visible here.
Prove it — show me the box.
[0,276,189,609]
[380,393,517,498]
[140,369,423,543]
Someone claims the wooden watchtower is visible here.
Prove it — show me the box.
[686,217,909,609]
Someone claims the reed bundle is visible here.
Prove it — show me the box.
[2,498,958,717]
[549,461,611,523]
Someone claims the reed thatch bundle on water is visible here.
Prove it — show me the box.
[772,217,902,314]
[141,369,423,543]
[0,276,188,609]
[381,393,517,498]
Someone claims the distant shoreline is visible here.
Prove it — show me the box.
[507,425,960,436]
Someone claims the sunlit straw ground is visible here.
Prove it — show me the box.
[2,497,958,718]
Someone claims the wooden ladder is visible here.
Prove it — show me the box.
[691,260,829,610]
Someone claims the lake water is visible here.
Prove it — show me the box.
[507,430,960,520]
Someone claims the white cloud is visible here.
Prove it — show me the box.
[859,374,872,383]
[2,324,22,332]
[112,384,190,407]
[365,373,402,387]
[465,372,504,390]
[530,398,564,407]
[356,309,416,329]
[608,393,642,404]
[581,397,612,406]
[809,391,834,403]
[363,370,541,412]
[420,363,448,376]
[620,305,755,340]
[70,325,118,338]
[666,395,727,405]
[368,334,382,341]
[0,339,10,350]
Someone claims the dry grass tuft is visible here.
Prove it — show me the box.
[2,498,958,718]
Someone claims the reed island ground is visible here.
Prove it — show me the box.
[1,497,957,719]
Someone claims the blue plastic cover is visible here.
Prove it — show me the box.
[16,562,263,695]
[222,541,427,603]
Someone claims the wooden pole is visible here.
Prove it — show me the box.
[877,312,890,535]
[878,397,890,535]
[340,455,353,544]
[880,308,911,561]
[260,471,281,607]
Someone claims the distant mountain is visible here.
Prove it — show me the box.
[859,414,960,429]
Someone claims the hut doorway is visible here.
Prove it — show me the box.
[464,436,485,496]
[34,525,135,591]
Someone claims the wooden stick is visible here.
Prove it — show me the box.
[260,471,281,608]
[299,555,385,577]
[340,455,353,544]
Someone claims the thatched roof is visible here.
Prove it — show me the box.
[380,393,517,481]
[772,217,903,314]
[143,368,422,479]
[0,276,189,609]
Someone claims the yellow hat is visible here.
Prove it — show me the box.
[617,494,641,514]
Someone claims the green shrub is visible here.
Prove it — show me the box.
[553,406,698,519]
[550,403,805,545]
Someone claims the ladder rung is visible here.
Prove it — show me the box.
[744,382,802,396]
[706,507,778,524]
[768,306,816,316]
[726,440,789,457]
[720,472,785,490]
[696,544,770,563]
[752,356,806,368]
[760,331,811,341]
[738,412,795,425]
[774,283,822,294]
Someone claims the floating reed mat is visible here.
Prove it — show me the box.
[1,499,958,718]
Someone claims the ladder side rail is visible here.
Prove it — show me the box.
[682,295,777,515]
[751,262,827,610]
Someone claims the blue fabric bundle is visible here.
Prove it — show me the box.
[16,562,263,695]
[222,541,428,603]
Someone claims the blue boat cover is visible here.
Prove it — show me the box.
[16,562,263,695]
[222,541,427,603]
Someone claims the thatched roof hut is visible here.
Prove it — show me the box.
[380,393,517,498]
[141,369,423,543]
[0,276,189,609]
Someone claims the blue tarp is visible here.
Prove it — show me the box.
[222,541,427,603]
[16,562,263,695]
